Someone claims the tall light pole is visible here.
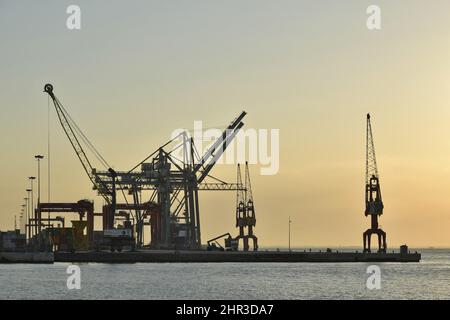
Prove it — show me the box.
[24,195,30,240]
[21,204,26,235]
[35,155,44,233]
[28,177,36,236]
[288,216,292,252]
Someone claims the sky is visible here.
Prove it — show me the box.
[2,0,450,248]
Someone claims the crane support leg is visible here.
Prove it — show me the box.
[363,228,387,253]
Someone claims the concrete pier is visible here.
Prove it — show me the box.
[54,250,421,263]
[0,252,54,263]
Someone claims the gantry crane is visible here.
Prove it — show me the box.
[44,83,249,250]
[95,112,248,249]
[363,113,387,253]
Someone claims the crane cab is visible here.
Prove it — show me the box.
[365,175,384,216]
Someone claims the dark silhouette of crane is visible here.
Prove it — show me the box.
[363,113,387,253]
[235,162,258,251]
[44,84,115,206]
[44,83,250,249]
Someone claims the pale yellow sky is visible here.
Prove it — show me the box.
[2,1,450,247]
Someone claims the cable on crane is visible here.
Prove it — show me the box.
[56,97,110,170]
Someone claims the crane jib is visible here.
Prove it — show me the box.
[44,83,112,205]
[194,111,246,173]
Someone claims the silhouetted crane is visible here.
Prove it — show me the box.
[363,113,387,253]
[44,83,250,249]
[44,84,115,207]
[235,162,258,251]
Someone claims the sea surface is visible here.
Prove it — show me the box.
[0,248,449,300]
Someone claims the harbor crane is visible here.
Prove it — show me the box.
[44,84,115,206]
[44,83,248,249]
[206,162,257,252]
[235,162,258,251]
[363,113,387,253]
[95,112,248,249]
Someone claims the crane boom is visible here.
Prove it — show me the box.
[44,83,112,204]
[366,113,379,183]
[194,111,246,177]
[365,113,383,216]
[196,113,246,183]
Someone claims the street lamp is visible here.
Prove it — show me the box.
[24,196,29,240]
[288,216,292,253]
[21,204,26,235]
[28,177,36,236]
[35,155,44,233]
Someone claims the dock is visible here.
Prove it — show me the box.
[0,252,54,264]
[54,250,421,263]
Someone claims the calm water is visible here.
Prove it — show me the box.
[1,249,449,300]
